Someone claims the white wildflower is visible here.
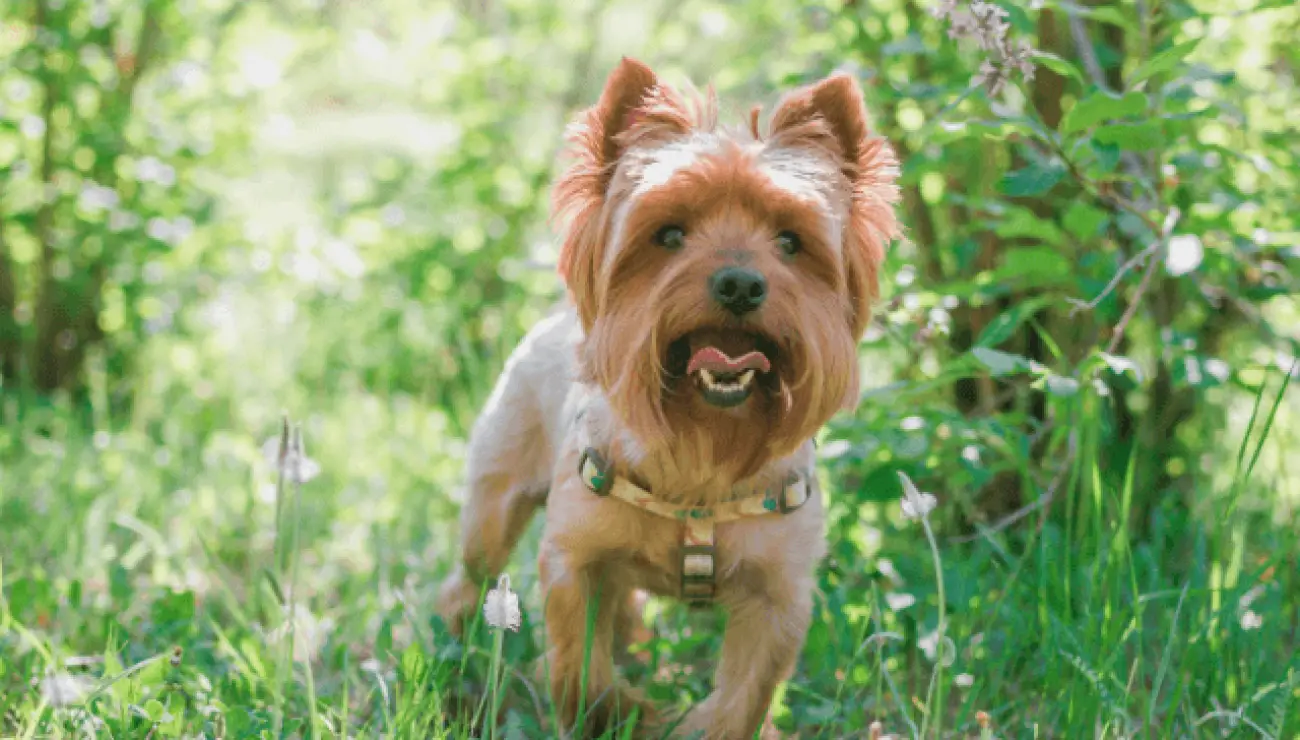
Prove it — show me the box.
[898,472,937,521]
[901,416,925,432]
[1099,352,1144,382]
[931,0,959,19]
[1011,38,1037,82]
[955,672,975,688]
[1166,234,1204,276]
[40,672,92,707]
[962,445,980,464]
[262,425,321,484]
[877,558,904,586]
[483,573,521,631]
[919,630,957,667]
[948,9,977,41]
[885,592,916,611]
[927,307,952,334]
[1239,610,1263,630]
[973,60,1006,96]
[938,0,1037,95]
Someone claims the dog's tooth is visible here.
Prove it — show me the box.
[739,369,755,387]
[701,369,715,388]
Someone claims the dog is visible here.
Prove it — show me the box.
[437,57,901,739]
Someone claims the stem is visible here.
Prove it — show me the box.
[488,627,505,739]
[920,516,947,740]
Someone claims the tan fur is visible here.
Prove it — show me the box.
[438,58,901,739]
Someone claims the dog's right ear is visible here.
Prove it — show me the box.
[552,58,671,331]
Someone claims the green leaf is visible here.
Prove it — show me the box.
[1061,91,1148,134]
[1033,51,1086,87]
[976,296,1054,348]
[1130,39,1201,85]
[971,347,1031,376]
[994,208,1066,247]
[1001,159,1067,197]
[1063,201,1110,239]
[1069,4,1139,33]
[144,699,167,721]
[1093,122,1164,150]
[991,246,1073,286]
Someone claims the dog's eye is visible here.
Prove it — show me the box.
[776,231,802,257]
[653,225,686,251]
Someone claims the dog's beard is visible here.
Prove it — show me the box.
[583,286,857,478]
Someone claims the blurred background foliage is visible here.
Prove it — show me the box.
[1,0,1299,736]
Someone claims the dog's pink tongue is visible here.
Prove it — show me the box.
[686,346,771,375]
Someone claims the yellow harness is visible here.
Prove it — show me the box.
[577,448,811,607]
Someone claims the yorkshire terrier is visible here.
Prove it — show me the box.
[437,58,901,739]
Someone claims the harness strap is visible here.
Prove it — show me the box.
[577,447,810,607]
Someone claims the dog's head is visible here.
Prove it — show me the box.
[553,58,901,474]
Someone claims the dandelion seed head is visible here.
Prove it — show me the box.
[261,426,321,484]
[898,472,937,520]
[483,573,521,631]
[40,672,92,707]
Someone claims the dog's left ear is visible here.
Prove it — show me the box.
[770,73,903,339]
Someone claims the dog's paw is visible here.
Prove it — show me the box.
[561,683,659,740]
[434,569,480,638]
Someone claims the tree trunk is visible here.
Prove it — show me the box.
[0,218,19,387]
[31,0,68,392]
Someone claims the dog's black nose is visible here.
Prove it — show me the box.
[709,266,767,316]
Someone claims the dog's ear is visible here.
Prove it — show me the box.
[553,58,686,330]
[769,73,902,339]
[770,73,870,166]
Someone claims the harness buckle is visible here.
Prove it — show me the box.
[681,544,717,606]
[778,474,809,514]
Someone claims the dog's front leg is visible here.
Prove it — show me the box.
[540,540,653,737]
[677,582,813,740]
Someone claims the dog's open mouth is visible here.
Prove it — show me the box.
[667,329,778,408]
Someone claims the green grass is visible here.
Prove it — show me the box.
[1,366,1298,739]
